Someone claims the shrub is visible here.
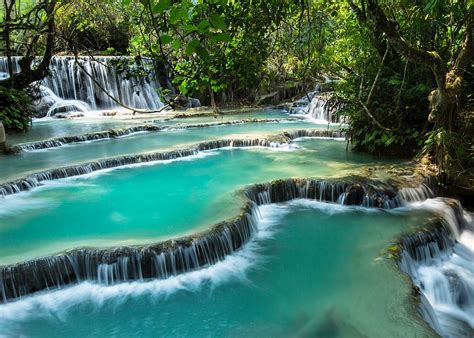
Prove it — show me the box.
[0,86,33,132]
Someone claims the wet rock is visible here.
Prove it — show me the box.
[344,184,365,205]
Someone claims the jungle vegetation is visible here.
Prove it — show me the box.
[0,0,473,196]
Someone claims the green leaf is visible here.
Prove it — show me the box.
[209,14,226,30]
[170,8,186,24]
[152,0,170,13]
[172,40,182,51]
[195,45,210,62]
[184,24,198,33]
[160,34,173,44]
[179,80,188,94]
[185,39,200,55]
[198,20,210,33]
[210,32,231,42]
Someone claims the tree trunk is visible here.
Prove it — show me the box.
[3,0,15,82]
[0,122,6,153]
[365,0,473,127]
[209,86,216,108]
[0,0,57,90]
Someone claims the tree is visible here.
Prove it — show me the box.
[0,0,58,90]
[134,0,296,107]
[364,0,473,128]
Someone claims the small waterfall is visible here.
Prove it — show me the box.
[306,96,330,121]
[12,125,163,152]
[289,88,340,123]
[0,201,259,303]
[13,118,303,152]
[0,56,164,117]
[0,129,344,196]
[399,199,474,337]
[38,86,92,117]
[0,177,412,303]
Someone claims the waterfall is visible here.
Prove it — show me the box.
[3,172,471,334]
[12,125,163,152]
[0,129,344,196]
[12,118,302,152]
[0,56,164,117]
[289,88,341,123]
[0,177,406,303]
[399,199,474,337]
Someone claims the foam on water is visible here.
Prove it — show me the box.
[292,136,345,142]
[0,196,53,218]
[0,181,97,217]
[64,151,221,180]
[399,199,474,337]
[286,198,381,215]
[218,143,301,152]
[0,203,289,331]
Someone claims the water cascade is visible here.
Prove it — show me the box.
[0,129,343,197]
[12,118,302,152]
[289,89,340,123]
[12,125,163,152]
[0,177,423,303]
[399,199,474,337]
[0,56,164,117]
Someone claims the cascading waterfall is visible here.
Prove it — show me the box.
[12,118,302,152]
[0,56,164,117]
[289,88,340,123]
[1,169,472,337]
[0,177,410,303]
[306,95,333,121]
[0,129,344,197]
[12,125,164,152]
[398,198,474,338]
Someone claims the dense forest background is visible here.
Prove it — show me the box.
[1,0,473,198]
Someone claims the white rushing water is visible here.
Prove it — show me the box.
[289,87,341,124]
[400,199,474,338]
[0,203,285,329]
[0,56,164,117]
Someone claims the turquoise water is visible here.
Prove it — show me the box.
[0,139,407,264]
[6,109,291,145]
[0,110,438,338]
[0,120,323,183]
[0,201,434,337]
[6,119,145,145]
[164,108,293,124]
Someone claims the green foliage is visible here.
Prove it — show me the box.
[0,87,33,132]
[421,120,473,181]
[128,0,295,102]
[10,0,471,182]
[56,0,134,53]
[321,0,472,161]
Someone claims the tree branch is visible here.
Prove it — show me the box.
[448,8,473,90]
[0,0,57,90]
[365,0,447,90]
